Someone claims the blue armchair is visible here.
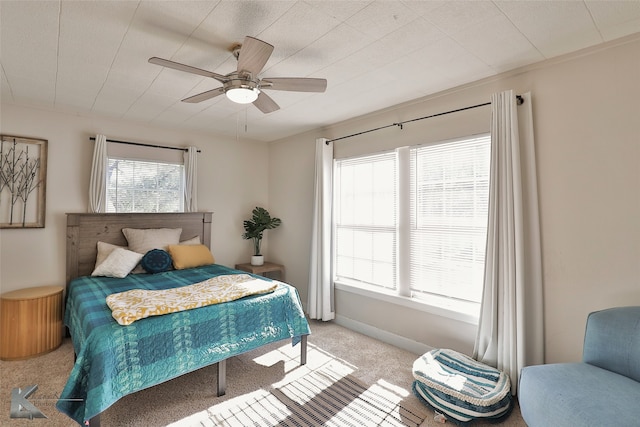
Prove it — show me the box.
[519,306,640,426]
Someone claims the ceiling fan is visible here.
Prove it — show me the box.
[149,36,327,114]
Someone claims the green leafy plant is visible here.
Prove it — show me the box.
[242,207,282,256]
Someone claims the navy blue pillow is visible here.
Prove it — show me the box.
[141,249,172,274]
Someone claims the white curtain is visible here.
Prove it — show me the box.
[473,91,544,394]
[88,134,107,213]
[308,137,335,321]
[183,146,198,212]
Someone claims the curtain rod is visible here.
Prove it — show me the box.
[89,137,201,153]
[326,95,524,144]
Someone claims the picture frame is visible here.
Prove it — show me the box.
[0,135,48,228]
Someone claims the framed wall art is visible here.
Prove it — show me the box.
[0,135,48,228]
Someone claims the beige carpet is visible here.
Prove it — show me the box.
[0,320,526,426]
[180,363,428,427]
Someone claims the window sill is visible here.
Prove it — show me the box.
[334,280,480,325]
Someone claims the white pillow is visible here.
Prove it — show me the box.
[122,228,182,254]
[95,241,128,269]
[179,236,201,245]
[91,248,143,278]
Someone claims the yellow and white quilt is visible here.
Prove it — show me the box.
[106,274,277,326]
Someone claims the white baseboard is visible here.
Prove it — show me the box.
[334,314,433,356]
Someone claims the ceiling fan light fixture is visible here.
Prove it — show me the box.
[226,87,259,104]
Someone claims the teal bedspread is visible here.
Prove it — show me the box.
[56,264,310,425]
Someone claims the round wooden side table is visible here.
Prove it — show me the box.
[0,285,64,360]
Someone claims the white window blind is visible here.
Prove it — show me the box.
[106,158,184,213]
[334,152,397,289]
[333,133,490,309]
[409,135,490,303]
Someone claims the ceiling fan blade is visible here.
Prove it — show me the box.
[261,77,327,93]
[237,36,274,76]
[182,87,225,103]
[149,57,227,82]
[253,91,280,114]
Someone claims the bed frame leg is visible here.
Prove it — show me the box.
[217,359,226,396]
[301,334,308,365]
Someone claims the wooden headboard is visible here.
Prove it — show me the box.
[66,212,212,286]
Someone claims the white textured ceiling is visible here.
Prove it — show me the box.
[2,1,640,142]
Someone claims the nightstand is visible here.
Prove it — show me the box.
[235,262,285,281]
[0,285,64,360]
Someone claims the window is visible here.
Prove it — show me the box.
[409,135,490,303]
[106,158,184,213]
[334,152,397,289]
[333,134,490,306]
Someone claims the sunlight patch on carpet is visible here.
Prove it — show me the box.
[167,389,291,426]
[168,363,428,427]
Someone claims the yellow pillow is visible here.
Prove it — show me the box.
[167,244,215,270]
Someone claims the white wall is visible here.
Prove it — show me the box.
[0,105,270,294]
[269,35,640,363]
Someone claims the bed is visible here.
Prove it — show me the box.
[56,212,310,426]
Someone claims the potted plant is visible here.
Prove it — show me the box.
[242,206,281,266]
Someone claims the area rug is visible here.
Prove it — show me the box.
[183,365,429,427]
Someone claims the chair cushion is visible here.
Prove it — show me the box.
[519,362,640,427]
[412,349,513,424]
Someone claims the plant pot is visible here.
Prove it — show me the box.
[251,255,264,266]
